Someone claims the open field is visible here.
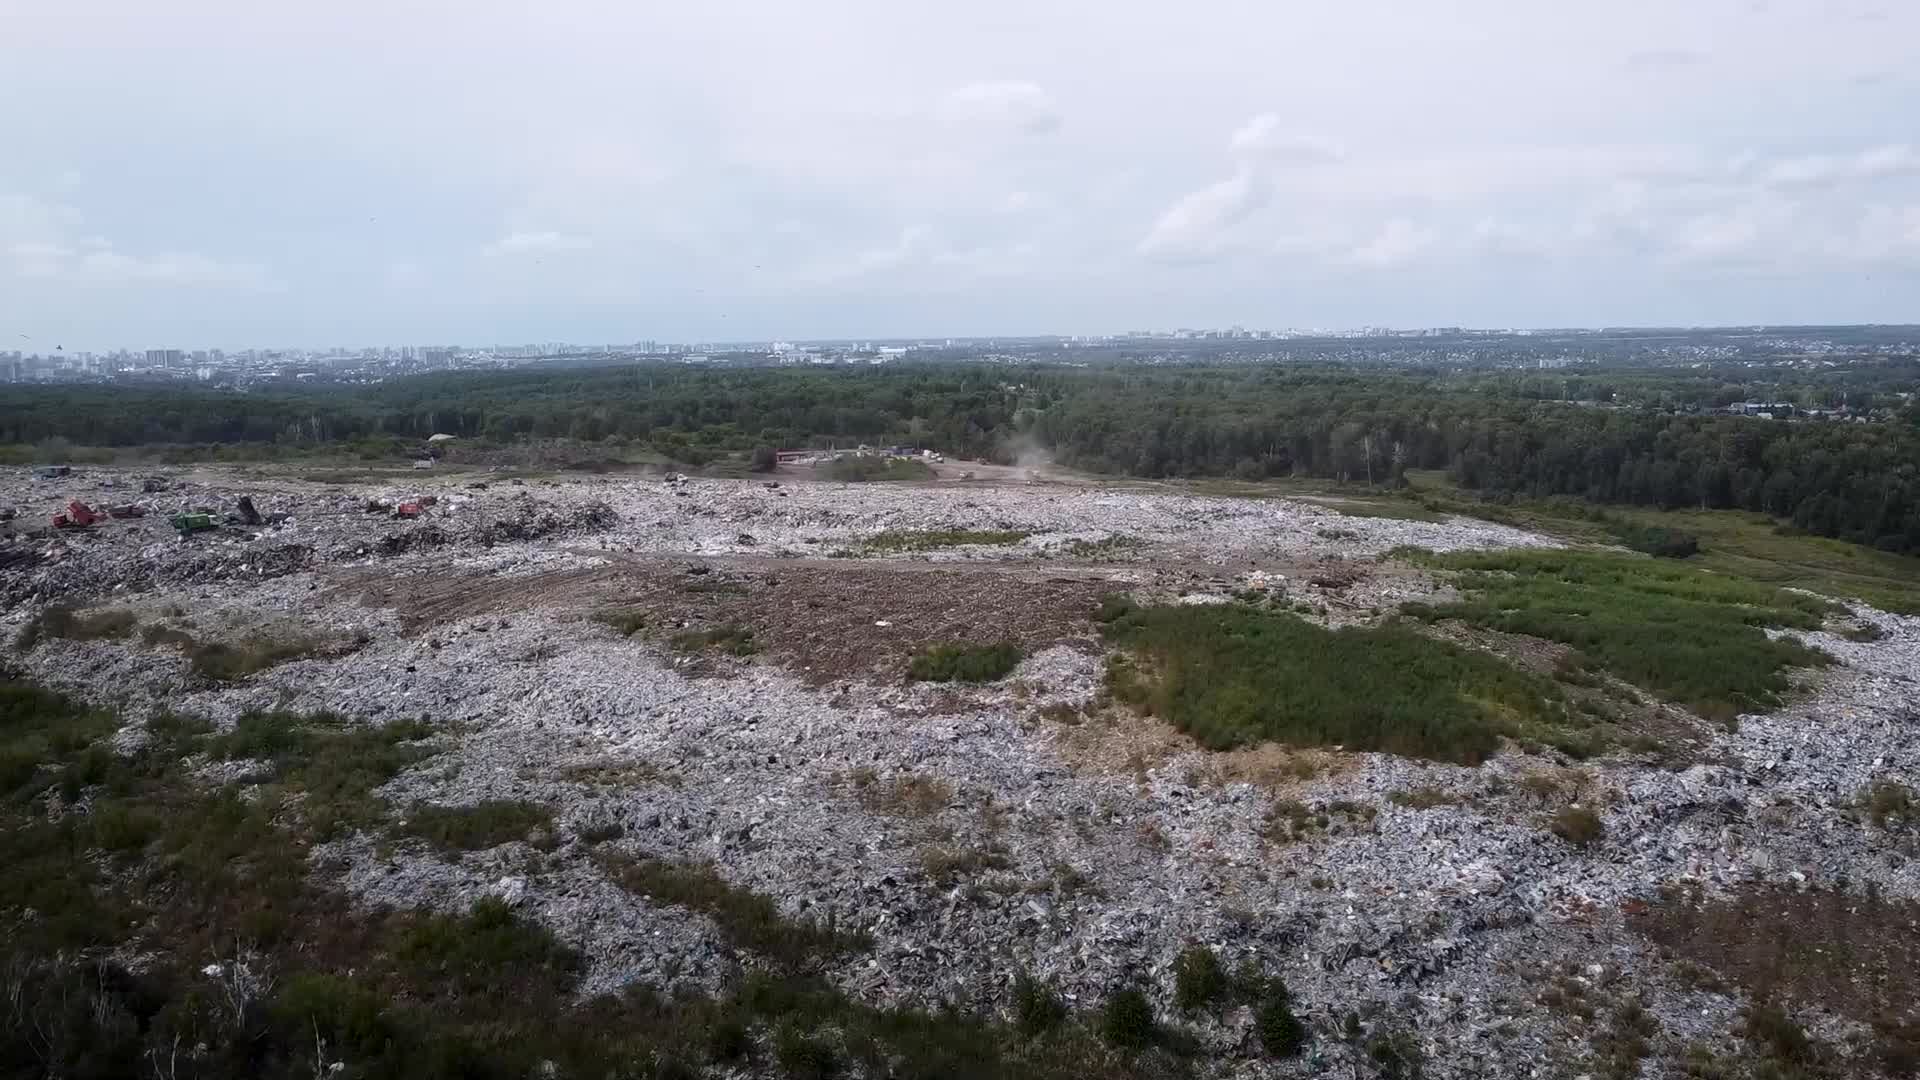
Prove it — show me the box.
[3,463,1917,1079]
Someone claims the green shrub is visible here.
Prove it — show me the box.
[1100,985,1155,1049]
[1172,946,1227,1012]
[907,642,1024,683]
[1611,522,1701,558]
[1255,983,1307,1057]
[1012,971,1067,1036]
[401,799,553,851]
[1367,1028,1424,1080]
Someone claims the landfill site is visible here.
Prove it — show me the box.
[4,462,1917,1079]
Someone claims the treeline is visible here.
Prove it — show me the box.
[5,364,1920,552]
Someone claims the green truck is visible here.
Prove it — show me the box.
[169,513,218,534]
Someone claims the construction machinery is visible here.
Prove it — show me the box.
[52,501,101,529]
[169,512,219,534]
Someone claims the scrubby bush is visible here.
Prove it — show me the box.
[907,642,1024,683]
[1255,983,1307,1057]
[1550,806,1605,847]
[1172,945,1227,1012]
[1012,971,1067,1036]
[1100,984,1156,1049]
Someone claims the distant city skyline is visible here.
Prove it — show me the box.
[5,1,1918,349]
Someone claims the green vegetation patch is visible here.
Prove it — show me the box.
[205,709,436,838]
[591,606,648,636]
[668,623,759,656]
[1100,602,1572,764]
[817,455,934,482]
[597,853,869,971]
[907,641,1025,683]
[1403,549,1834,722]
[14,604,139,651]
[401,798,554,851]
[866,527,1032,552]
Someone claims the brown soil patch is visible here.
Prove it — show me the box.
[1629,884,1920,1027]
[1047,703,1358,791]
[330,555,1114,684]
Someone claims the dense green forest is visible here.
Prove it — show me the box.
[5,364,1920,552]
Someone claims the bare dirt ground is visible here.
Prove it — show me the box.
[4,464,1917,1078]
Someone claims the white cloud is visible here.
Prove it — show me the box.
[1761,144,1919,187]
[483,230,593,256]
[2,191,271,289]
[1230,115,1343,165]
[1138,170,1267,262]
[941,81,1060,136]
[1622,48,1709,72]
[1345,219,1433,268]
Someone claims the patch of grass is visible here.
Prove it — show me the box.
[850,769,954,818]
[598,853,869,971]
[1861,779,1914,828]
[401,798,553,851]
[774,1022,839,1079]
[1550,805,1606,847]
[920,844,1012,886]
[1063,534,1144,557]
[817,456,933,482]
[866,527,1032,552]
[907,642,1024,683]
[205,710,436,838]
[669,623,759,656]
[394,896,583,1001]
[13,604,139,650]
[593,607,648,636]
[1403,549,1835,720]
[140,623,337,682]
[1101,603,1574,764]
[1388,786,1466,809]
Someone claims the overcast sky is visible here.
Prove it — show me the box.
[3,0,1917,349]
